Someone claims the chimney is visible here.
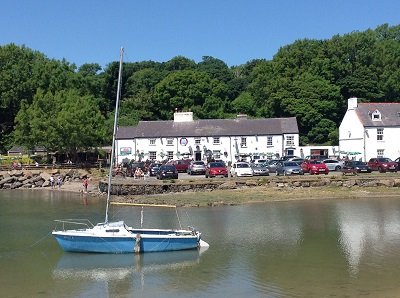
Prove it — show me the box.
[173,111,193,122]
[236,114,248,119]
[348,97,358,110]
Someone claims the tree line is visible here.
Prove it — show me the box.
[1,23,399,158]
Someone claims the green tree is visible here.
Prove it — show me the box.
[13,89,106,159]
[153,70,228,119]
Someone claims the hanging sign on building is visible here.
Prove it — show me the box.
[180,138,188,146]
[120,147,132,156]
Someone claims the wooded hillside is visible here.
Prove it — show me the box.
[1,24,399,154]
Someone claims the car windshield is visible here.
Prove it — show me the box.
[310,160,322,164]
[237,163,250,168]
[353,161,365,165]
[210,162,225,168]
[283,162,298,167]
[161,165,175,170]
[193,162,204,165]
[377,158,392,162]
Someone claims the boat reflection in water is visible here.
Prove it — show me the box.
[53,246,209,281]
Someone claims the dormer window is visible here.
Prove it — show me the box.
[371,110,381,121]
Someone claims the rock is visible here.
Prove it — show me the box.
[11,181,23,189]
[9,170,24,177]
[17,176,27,182]
[343,180,356,187]
[218,181,237,189]
[0,176,15,186]
[377,179,394,187]
[245,180,258,187]
[40,172,51,182]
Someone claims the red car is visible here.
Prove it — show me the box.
[167,159,191,173]
[301,159,330,175]
[367,158,397,173]
[205,162,228,178]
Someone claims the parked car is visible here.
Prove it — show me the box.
[250,163,270,176]
[251,159,268,165]
[367,157,398,173]
[395,157,400,170]
[280,155,300,161]
[167,159,191,173]
[148,163,162,176]
[264,159,280,173]
[305,155,328,161]
[275,161,304,176]
[288,157,305,165]
[205,162,228,178]
[301,160,329,175]
[156,165,178,180]
[322,159,344,171]
[230,162,253,177]
[342,160,371,174]
[187,161,206,175]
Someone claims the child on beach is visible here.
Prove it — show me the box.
[83,178,88,193]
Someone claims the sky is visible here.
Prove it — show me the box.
[1,0,399,68]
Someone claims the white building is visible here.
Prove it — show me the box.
[115,112,300,164]
[339,97,400,161]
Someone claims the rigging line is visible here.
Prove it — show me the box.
[183,209,193,227]
[29,231,53,248]
[175,208,182,230]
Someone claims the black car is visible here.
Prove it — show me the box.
[156,165,178,180]
[148,163,162,176]
[342,160,371,174]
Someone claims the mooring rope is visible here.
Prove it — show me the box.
[29,231,53,248]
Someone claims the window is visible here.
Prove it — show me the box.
[149,138,156,146]
[213,150,221,159]
[267,152,274,160]
[377,128,383,141]
[372,110,381,121]
[241,137,247,148]
[286,136,294,146]
[149,151,157,160]
[377,149,384,158]
[213,137,220,145]
[267,136,273,146]
[195,138,201,145]
[167,138,174,146]
[167,151,174,160]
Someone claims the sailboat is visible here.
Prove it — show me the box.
[52,48,209,253]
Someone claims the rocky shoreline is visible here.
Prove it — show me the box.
[2,169,400,207]
[0,169,96,193]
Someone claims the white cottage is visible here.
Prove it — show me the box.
[339,97,400,161]
[116,112,299,164]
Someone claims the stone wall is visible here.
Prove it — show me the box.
[98,176,400,196]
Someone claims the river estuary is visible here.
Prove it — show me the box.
[1,189,400,297]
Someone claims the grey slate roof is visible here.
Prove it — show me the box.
[356,103,400,127]
[117,117,298,139]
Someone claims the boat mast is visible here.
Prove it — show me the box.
[105,47,124,224]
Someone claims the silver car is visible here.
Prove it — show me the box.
[251,163,270,176]
[276,161,304,176]
[322,159,344,171]
[187,161,206,175]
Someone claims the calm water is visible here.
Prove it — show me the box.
[1,190,400,297]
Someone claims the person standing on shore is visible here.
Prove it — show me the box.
[50,176,55,189]
[83,178,88,193]
[57,176,62,189]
